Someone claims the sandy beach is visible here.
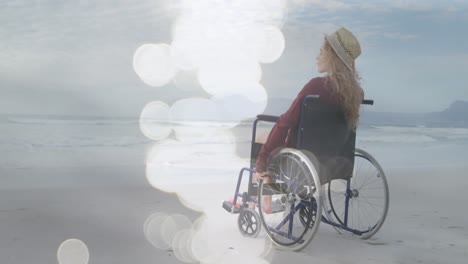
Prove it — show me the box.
[2,0,468,263]
[2,165,467,264]
[1,117,468,264]
[0,165,199,264]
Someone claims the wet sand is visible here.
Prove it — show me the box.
[2,165,467,264]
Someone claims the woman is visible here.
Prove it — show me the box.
[256,27,364,213]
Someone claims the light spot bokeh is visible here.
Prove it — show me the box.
[172,69,202,92]
[133,43,177,87]
[136,1,291,263]
[172,229,197,263]
[144,212,171,250]
[57,239,90,264]
[139,101,172,141]
[161,214,193,247]
[135,0,287,122]
[145,131,241,199]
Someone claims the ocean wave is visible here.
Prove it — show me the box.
[358,134,436,143]
[371,126,468,140]
[0,137,152,149]
[5,117,139,126]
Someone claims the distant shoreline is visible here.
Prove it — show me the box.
[1,99,467,128]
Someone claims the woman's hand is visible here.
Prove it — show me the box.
[255,171,267,182]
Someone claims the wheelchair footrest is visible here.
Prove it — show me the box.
[222,200,240,214]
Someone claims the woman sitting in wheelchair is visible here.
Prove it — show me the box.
[228,27,388,250]
[255,27,363,213]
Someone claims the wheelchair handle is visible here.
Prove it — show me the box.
[256,114,279,123]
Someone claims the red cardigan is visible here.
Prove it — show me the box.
[255,77,340,173]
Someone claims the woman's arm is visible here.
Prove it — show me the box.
[255,86,309,173]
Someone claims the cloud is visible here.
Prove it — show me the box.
[354,0,467,13]
[387,0,433,11]
[288,0,351,12]
[383,32,419,40]
[0,0,173,86]
[308,0,351,10]
[420,53,468,68]
[2,0,466,116]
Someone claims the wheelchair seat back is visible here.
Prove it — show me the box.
[297,95,355,184]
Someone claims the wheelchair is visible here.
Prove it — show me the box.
[222,95,389,251]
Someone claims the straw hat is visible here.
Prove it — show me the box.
[325,27,361,71]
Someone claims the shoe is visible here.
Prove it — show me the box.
[228,197,241,209]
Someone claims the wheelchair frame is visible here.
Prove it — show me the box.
[222,96,389,250]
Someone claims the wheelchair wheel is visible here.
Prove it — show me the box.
[237,208,261,238]
[258,148,321,251]
[326,148,389,239]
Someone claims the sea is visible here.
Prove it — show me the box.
[1,114,467,172]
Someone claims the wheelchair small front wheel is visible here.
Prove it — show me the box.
[237,208,261,238]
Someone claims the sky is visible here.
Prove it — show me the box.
[1,0,468,117]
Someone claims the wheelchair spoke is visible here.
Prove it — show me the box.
[355,156,365,177]
[360,187,384,190]
[358,196,384,199]
[360,163,375,187]
[358,177,381,190]
[360,200,375,231]
[361,199,384,208]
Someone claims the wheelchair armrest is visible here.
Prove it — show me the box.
[256,114,279,123]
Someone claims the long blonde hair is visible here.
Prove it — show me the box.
[322,40,362,128]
